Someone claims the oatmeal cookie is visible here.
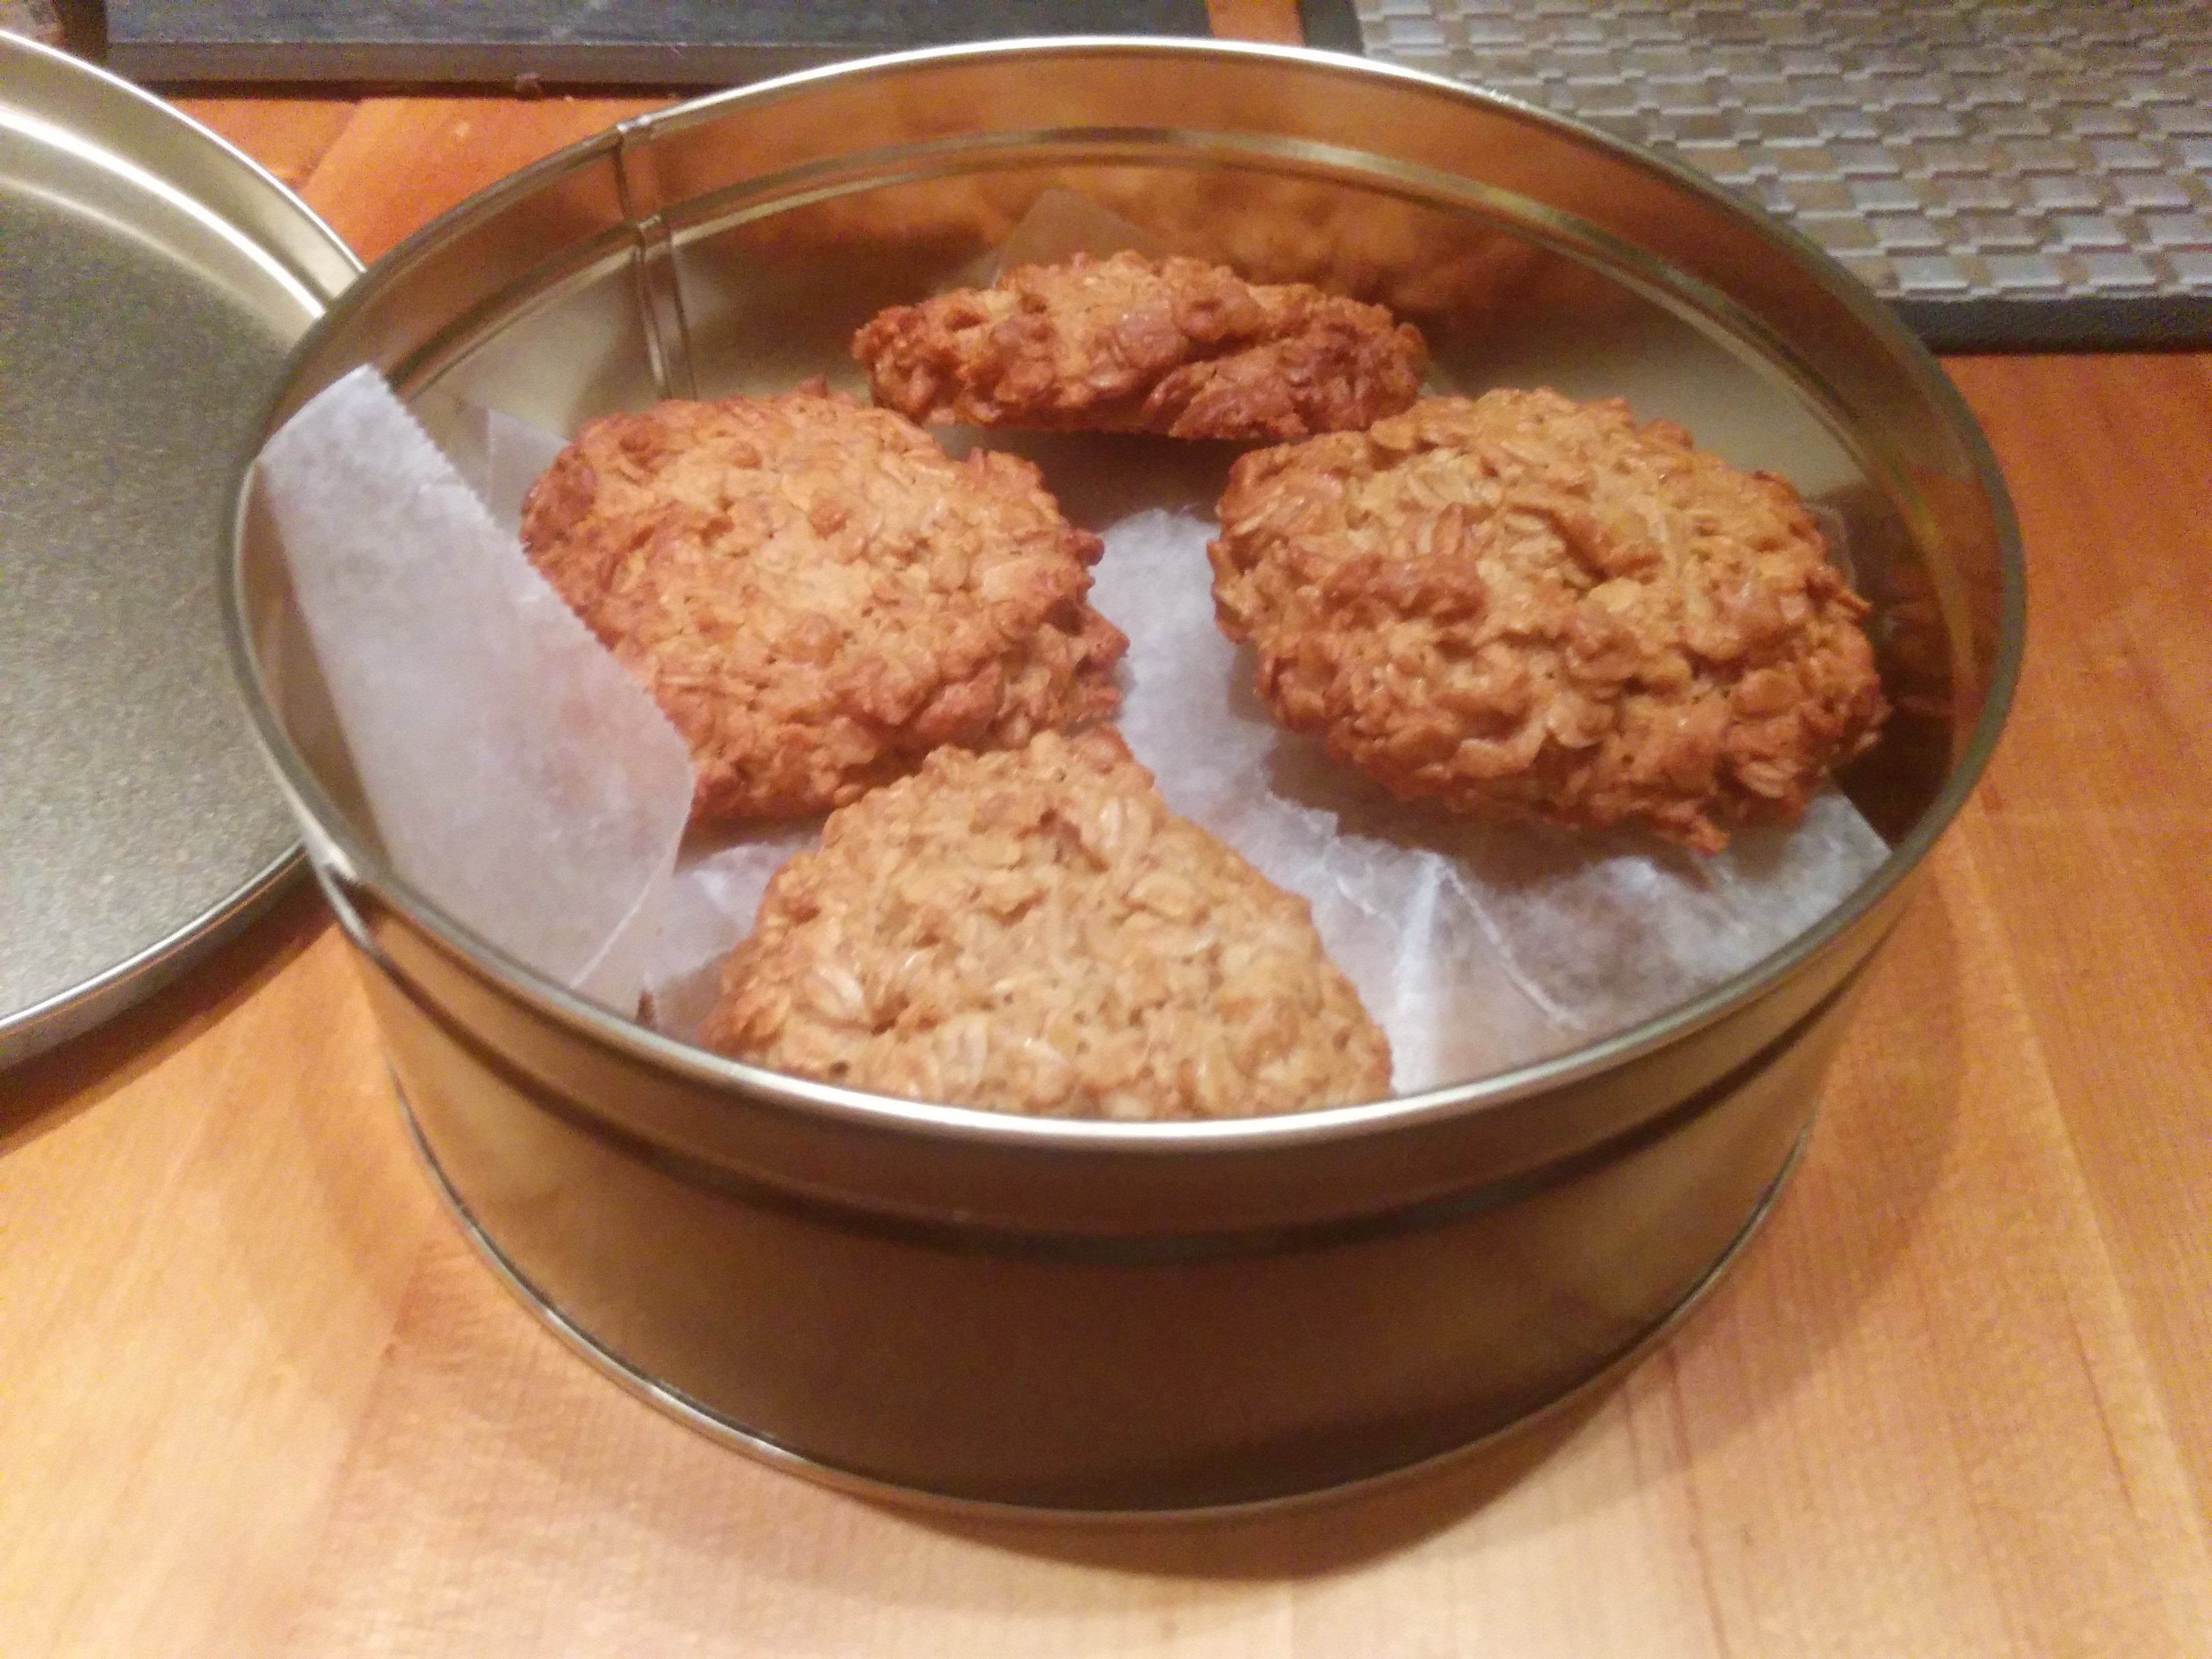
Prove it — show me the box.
[703,729,1392,1119]
[1209,390,1889,852]
[520,383,1126,821]
[852,251,1427,442]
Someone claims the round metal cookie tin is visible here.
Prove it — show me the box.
[226,41,2023,1512]
[0,33,359,1066]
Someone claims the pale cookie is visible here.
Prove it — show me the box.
[521,383,1127,822]
[703,729,1393,1119]
[1209,390,1889,852]
[853,251,1427,442]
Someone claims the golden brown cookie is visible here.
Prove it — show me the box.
[520,384,1126,822]
[852,251,1427,442]
[1209,390,1889,852]
[703,729,1393,1119]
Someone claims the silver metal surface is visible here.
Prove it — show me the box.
[403,1080,1817,1519]
[0,0,63,47]
[1358,0,2212,344]
[227,41,2024,1509]
[0,33,359,1067]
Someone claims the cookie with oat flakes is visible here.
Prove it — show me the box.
[703,729,1392,1120]
[520,382,1126,823]
[853,251,1427,442]
[1208,390,1888,852]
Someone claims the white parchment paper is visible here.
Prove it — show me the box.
[258,369,1889,1094]
[1092,504,1887,1088]
[596,478,1889,1092]
[255,368,693,1012]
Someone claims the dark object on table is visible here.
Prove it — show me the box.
[106,0,1271,84]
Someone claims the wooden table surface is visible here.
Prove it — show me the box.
[6,29,2212,1657]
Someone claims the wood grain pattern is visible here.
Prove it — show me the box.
[1,94,2208,1658]
[173,94,356,186]
[295,95,672,262]
[1206,0,1307,44]
[1939,352,2212,1522]
[0,891,436,1658]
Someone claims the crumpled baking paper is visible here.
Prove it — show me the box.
[253,367,693,1012]
[433,399,825,1036]
[600,477,1889,1092]
[1088,504,1888,1087]
[255,363,1889,1096]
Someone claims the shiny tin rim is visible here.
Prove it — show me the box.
[226,37,2024,1153]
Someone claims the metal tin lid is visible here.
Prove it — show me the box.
[0,33,357,1066]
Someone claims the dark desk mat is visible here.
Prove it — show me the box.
[1357,0,2212,350]
[106,0,1220,84]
